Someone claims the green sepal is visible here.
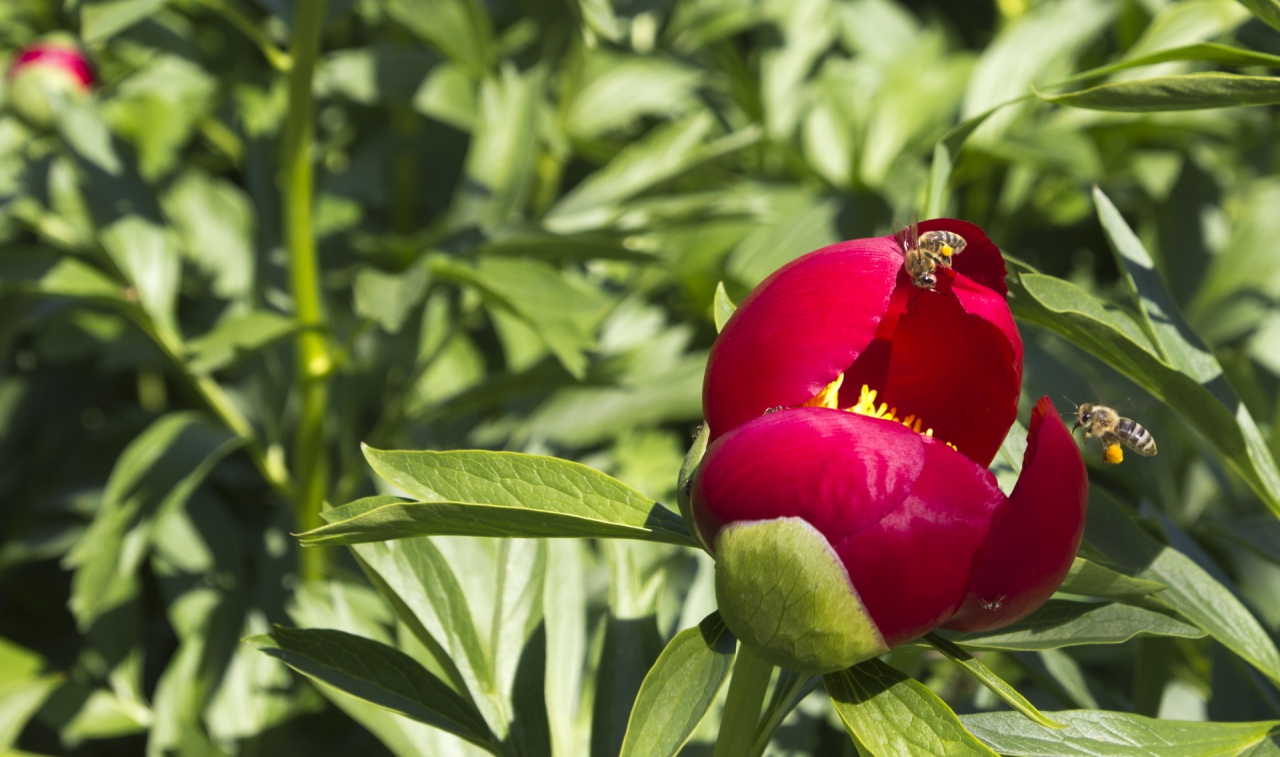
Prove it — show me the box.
[714,517,888,674]
[677,424,709,551]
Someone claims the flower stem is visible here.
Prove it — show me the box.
[281,0,330,582]
[713,644,774,757]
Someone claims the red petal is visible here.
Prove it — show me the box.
[692,408,1007,646]
[943,397,1089,633]
[703,239,900,442]
[11,43,94,89]
[877,271,1022,467]
[918,218,1007,296]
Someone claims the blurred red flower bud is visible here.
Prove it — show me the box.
[6,39,94,127]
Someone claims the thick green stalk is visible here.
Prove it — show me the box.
[281,0,330,582]
[713,645,774,757]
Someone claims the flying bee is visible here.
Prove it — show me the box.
[895,217,967,291]
[1072,403,1157,463]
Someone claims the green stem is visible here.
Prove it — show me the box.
[713,644,774,757]
[282,0,330,583]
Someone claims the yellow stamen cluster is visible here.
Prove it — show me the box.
[803,375,955,449]
[1104,444,1124,464]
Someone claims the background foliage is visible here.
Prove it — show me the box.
[8,0,1280,753]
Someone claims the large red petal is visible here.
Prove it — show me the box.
[832,432,1008,646]
[703,240,900,442]
[873,270,1022,467]
[943,397,1088,633]
[918,218,1007,296]
[692,408,1007,647]
[691,408,923,550]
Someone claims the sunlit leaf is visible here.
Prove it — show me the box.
[924,634,1062,729]
[962,710,1280,757]
[1057,558,1167,600]
[1040,73,1280,111]
[824,659,998,757]
[954,600,1204,651]
[619,613,735,757]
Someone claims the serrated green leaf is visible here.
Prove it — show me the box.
[1057,558,1167,599]
[955,600,1204,651]
[1040,72,1280,111]
[961,710,1280,757]
[619,613,735,757]
[924,634,1062,729]
[824,659,998,757]
[339,448,696,547]
[249,627,497,751]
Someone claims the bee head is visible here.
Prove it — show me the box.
[1074,403,1094,430]
[915,272,936,289]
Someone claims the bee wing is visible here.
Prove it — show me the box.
[908,210,919,250]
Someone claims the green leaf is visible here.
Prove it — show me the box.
[1057,42,1280,86]
[0,247,125,301]
[961,710,1280,757]
[185,310,297,374]
[923,634,1063,730]
[99,216,182,338]
[249,627,497,752]
[676,424,709,551]
[431,256,607,379]
[81,0,167,44]
[1239,0,1280,34]
[63,413,242,627]
[354,263,430,334]
[414,62,478,130]
[1087,489,1280,686]
[1039,72,1280,111]
[544,541,588,757]
[566,52,704,140]
[824,659,998,757]
[161,169,255,301]
[713,281,737,333]
[545,112,761,234]
[384,0,492,76]
[955,600,1205,651]
[1009,270,1280,516]
[457,66,541,229]
[310,447,696,547]
[619,613,736,757]
[0,674,62,749]
[751,670,819,757]
[1057,558,1168,599]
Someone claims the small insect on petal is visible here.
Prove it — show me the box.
[1104,444,1124,464]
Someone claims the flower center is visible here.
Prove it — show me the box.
[803,374,954,449]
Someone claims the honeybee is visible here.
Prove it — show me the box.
[895,218,967,291]
[1072,403,1157,463]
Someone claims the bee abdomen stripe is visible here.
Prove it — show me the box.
[1116,419,1156,454]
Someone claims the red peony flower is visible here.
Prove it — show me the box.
[703,219,1020,468]
[692,398,1086,670]
[8,41,95,90]
[6,38,94,128]
[691,221,1087,672]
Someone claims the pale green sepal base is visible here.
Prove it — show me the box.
[714,517,888,674]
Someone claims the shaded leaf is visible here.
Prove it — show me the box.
[619,613,735,757]
[81,0,167,44]
[354,263,430,334]
[186,311,296,374]
[249,627,496,751]
[1240,0,1280,34]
